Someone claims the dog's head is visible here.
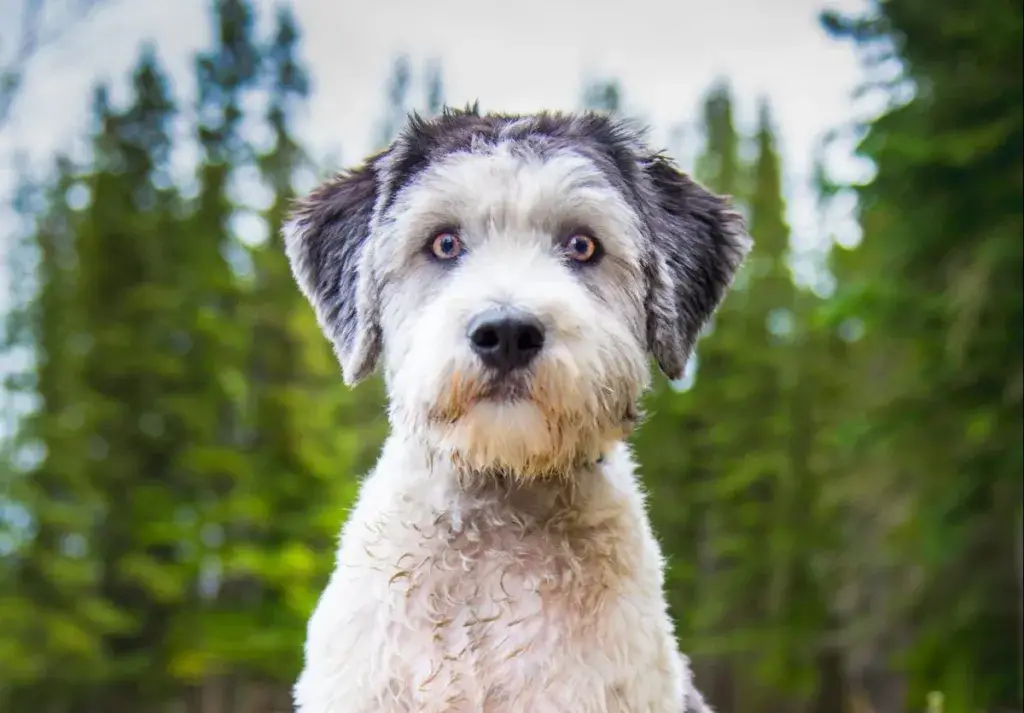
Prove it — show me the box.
[285,108,750,479]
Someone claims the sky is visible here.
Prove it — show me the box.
[0,0,873,312]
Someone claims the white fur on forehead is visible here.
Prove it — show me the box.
[373,144,646,273]
[370,110,654,220]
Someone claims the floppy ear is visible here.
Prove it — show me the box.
[640,154,752,380]
[283,163,382,385]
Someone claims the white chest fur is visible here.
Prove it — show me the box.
[294,439,691,713]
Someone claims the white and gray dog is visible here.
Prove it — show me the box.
[283,107,751,713]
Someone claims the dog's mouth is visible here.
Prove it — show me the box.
[427,369,536,425]
[477,371,531,402]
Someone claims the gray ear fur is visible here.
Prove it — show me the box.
[283,163,382,385]
[639,154,752,380]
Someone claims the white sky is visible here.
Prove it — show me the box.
[0,0,872,304]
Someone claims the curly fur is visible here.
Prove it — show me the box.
[283,107,750,713]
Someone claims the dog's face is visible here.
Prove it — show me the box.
[285,110,750,479]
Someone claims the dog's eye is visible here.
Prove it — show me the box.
[430,231,463,261]
[564,234,600,263]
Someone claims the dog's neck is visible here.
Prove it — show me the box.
[377,432,621,525]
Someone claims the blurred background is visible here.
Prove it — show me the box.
[0,1,1020,712]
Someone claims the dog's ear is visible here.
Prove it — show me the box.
[639,154,752,380]
[283,163,382,385]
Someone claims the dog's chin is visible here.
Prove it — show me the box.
[425,381,625,482]
[414,361,642,481]
[433,398,599,481]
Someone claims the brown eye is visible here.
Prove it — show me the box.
[430,231,462,260]
[564,233,599,263]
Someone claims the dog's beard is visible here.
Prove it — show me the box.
[421,361,641,482]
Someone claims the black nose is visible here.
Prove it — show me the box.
[467,308,546,372]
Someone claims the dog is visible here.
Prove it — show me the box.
[283,107,751,713]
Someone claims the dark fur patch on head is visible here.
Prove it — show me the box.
[285,163,382,384]
[377,107,650,217]
[638,155,751,379]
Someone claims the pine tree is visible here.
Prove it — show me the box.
[376,54,413,150]
[695,79,742,199]
[166,0,265,686]
[424,57,445,116]
[69,46,190,710]
[231,6,375,683]
[376,54,449,149]
[633,80,751,712]
[581,78,622,113]
[639,88,838,713]
[823,1,1023,709]
[0,154,117,710]
[741,101,830,704]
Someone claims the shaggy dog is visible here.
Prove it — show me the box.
[283,107,750,713]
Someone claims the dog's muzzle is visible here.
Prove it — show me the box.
[466,306,545,374]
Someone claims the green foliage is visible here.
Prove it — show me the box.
[0,2,383,710]
[819,0,1023,710]
[635,82,841,712]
